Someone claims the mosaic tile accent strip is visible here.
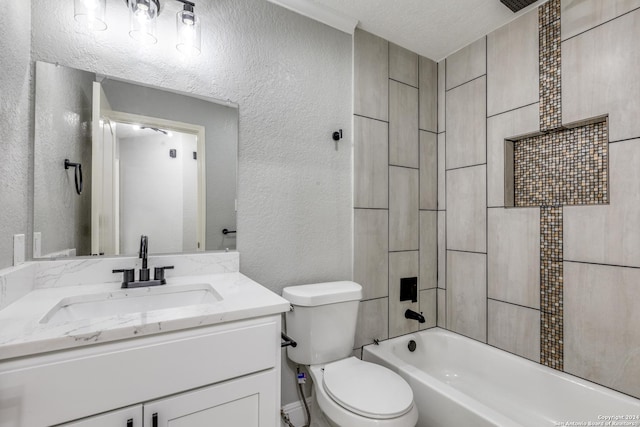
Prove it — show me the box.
[513,120,609,207]
[507,0,611,372]
[539,0,561,131]
[538,0,560,28]
[540,206,563,370]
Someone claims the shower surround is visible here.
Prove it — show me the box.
[440,0,639,399]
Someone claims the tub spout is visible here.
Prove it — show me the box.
[405,309,426,323]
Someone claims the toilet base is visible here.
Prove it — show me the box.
[309,391,334,427]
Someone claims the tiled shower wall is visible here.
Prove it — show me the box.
[352,30,438,353]
[441,0,640,399]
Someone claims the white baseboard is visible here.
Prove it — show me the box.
[280,397,313,427]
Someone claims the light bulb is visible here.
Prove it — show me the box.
[129,0,158,44]
[74,0,107,31]
[176,7,201,56]
[83,0,99,10]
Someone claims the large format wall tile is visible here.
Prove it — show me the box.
[354,29,388,121]
[389,251,420,338]
[419,288,437,329]
[488,299,540,362]
[354,116,388,208]
[446,77,487,169]
[437,211,446,289]
[389,43,418,87]
[563,9,640,142]
[420,211,437,290]
[446,165,486,253]
[446,37,486,90]
[390,81,419,168]
[564,140,640,267]
[437,289,446,327]
[420,131,437,209]
[354,209,389,300]
[488,208,540,309]
[390,167,419,251]
[419,57,437,132]
[487,9,539,116]
[438,61,446,132]
[447,251,487,342]
[565,262,640,399]
[354,297,389,349]
[487,103,539,207]
[438,133,446,209]
[561,0,640,40]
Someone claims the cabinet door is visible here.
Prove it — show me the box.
[60,405,142,427]
[144,370,277,427]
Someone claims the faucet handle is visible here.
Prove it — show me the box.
[153,266,174,284]
[113,269,135,288]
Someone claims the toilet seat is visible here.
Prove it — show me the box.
[321,357,414,420]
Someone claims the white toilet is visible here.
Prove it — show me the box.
[283,281,418,427]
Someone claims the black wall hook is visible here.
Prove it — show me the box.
[332,129,343,141]
[64,159,83,195]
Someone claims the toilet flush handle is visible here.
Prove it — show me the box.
[281,332,297,348]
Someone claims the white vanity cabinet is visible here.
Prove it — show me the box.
[0,316,281,427]
[61,369,275,427]
[61,406,142,427]
[143,369,275,426]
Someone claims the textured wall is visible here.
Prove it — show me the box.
[33,62,94,257]
[3,0,353,406]
[0,1,31,268]
[29,0,352,300]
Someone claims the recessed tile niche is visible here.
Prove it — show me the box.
[504,116,609,209]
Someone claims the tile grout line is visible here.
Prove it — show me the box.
[445,73,487,93]
[445,162,488,172]
[487,101,540,119]
[561,6,640,44]
[485,34,489,345]
[487,297,541,312]
[444,57,448,330]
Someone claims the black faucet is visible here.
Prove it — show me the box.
[112,235,174,288]
[139,235,150,281]
[405,309,426,323]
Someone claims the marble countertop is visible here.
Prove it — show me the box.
[0,272,290,361]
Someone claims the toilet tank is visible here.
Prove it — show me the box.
[283,281,362,365]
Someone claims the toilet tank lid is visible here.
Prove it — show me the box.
[282,281,362,306]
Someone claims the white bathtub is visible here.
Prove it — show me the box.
[363,328,640,427]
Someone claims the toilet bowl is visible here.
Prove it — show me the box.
[308,358,418,427]
[282,281,418,427]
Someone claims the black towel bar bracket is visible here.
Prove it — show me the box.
[64,159,83,195]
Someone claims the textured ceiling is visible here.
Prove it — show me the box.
[310,0,549,60]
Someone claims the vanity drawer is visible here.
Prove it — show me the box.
[0,316,279,427]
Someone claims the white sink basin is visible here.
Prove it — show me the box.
[40,284,222,325]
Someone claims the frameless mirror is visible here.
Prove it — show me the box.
[33,61,238,258]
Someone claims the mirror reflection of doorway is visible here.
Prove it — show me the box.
[116,123,199,255]
[92,81,206,255]
[93,82,206,256]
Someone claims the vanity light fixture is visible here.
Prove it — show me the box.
[74,0,202,56]
[128,0,160,44]
[176,0,201,56]
[74,0,108,31]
